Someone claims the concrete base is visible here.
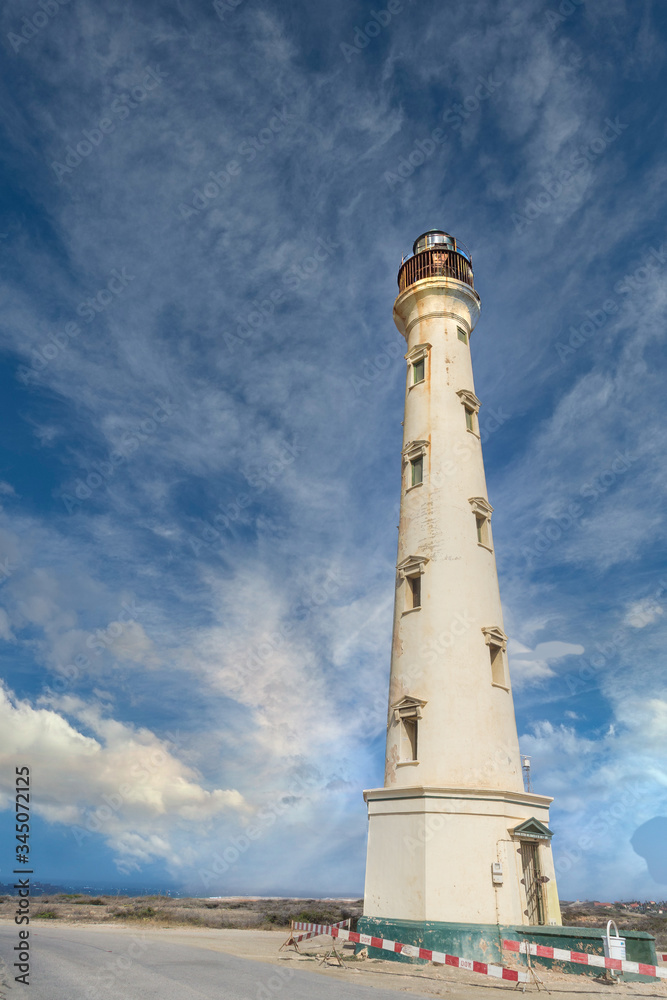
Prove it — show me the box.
[363,786,562,927]
[356,916,657,981]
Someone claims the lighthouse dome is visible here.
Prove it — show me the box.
[413,230,471,262]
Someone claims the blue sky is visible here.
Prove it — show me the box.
[0,0,666,901]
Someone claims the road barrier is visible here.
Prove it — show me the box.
[503,939,667,980]
[280,919,350,951]
[281,920,529,982]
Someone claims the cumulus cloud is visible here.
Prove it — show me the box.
[0,685,247,872]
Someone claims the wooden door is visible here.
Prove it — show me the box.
[521,840,546,925]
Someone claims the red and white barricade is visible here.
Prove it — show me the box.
[280,918,350,951]
[503,939,667,980]
[280,919,529,982]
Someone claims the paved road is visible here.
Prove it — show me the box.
[0,924,432,1000]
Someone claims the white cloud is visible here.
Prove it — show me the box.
[521,698,667,898]
[509,639,585,686]
[0,685,248,872]
[0,0,664,900]
[624,597,665,629]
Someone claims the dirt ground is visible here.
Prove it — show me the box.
[1,895,665,998]
[3,917,666,999]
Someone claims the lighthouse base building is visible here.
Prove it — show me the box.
[357,231,656,973]
[360,786,561,961]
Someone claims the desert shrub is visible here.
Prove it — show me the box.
[204,902,220,909]
[34,910,58,919]
[295,909,342,924]
[113,906,158,919]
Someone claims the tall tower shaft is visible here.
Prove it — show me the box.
[360,231,561,954]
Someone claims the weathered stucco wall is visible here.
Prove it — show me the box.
[362,265,562,930]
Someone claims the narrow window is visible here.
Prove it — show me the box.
[476,514,491,548]
[402,718,418,761]
[465,406,475,432]
[408,574,421,609]
[457,326,468,344]
[410,456,423,486]
[413,358,425,384]
[490,644,506,687]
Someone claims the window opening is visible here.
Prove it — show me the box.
[476,514,490,547]
[408,574,421,609]
[402,717,418,761]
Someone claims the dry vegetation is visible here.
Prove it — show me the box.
[0,894,363,930]
[562,904,667,950]
[2,895,664,951]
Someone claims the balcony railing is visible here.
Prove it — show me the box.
[397,248,478,297]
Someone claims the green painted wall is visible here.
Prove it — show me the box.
[357,916,657,982]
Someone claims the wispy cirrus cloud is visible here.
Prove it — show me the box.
[0,0,665,897]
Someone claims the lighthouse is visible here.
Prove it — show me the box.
[358,230,562,960]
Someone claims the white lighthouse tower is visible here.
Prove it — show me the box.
[358,231,562,960]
